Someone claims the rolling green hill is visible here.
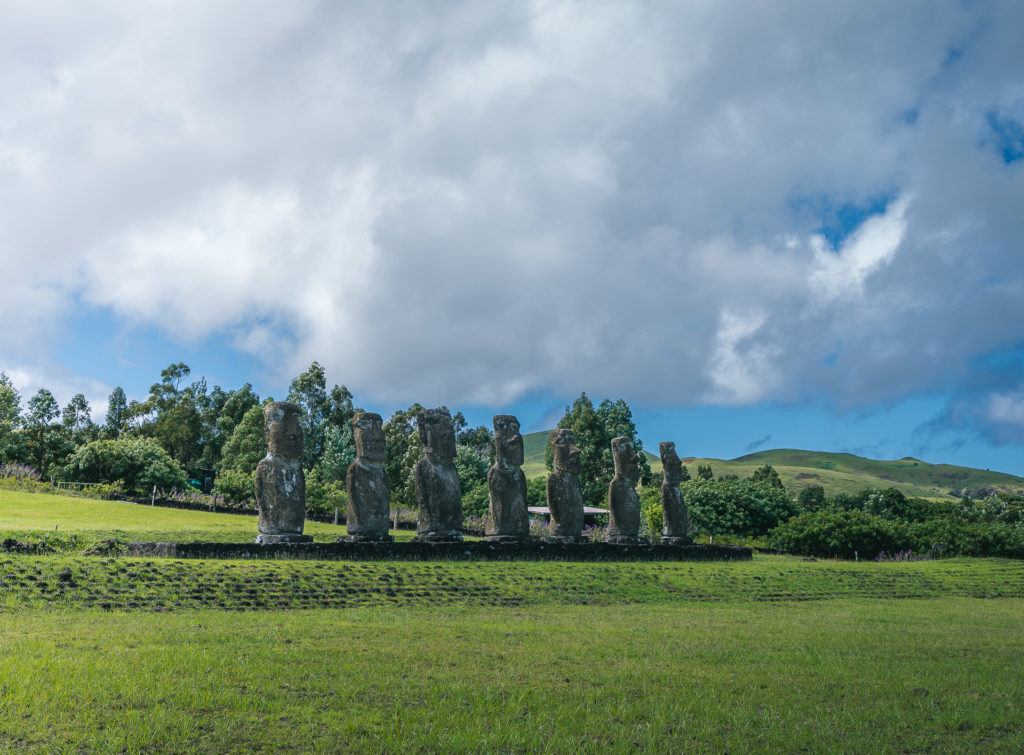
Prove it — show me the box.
[521,431,1024,499]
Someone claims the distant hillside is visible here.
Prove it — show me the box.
[677,449,1024,499]
[521,432,1024,499]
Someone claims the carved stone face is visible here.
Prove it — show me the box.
[551,429,582,476]
[418,408,456,459]
[660,441,683,486]
[611,436,639,480]
[493,415,523,467]
[353,412,385,462]
[265,401,303,460]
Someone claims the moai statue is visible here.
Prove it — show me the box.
[344,412,393,542]
[413,408,463,542]
[546,428,585,542]
[607,436,642,544]
[484,415,530,542]
[659,441,692,545]
[254,401,313,544]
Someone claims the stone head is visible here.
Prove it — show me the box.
[418,408,456,459]
[493,415,523,467]
[660,441,684,486]
[611,436,639,480]
[265,401,303,459]
[550,428,581,476]
[352,412,385,463]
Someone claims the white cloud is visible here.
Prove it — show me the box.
[2,365,110,424]
[1,0,1023,413]
[809,195,910,305]
[706,309,781,406]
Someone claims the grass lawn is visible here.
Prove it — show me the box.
[2,489,1023,752]
[0,599,1021,752]
[0,488,423,546]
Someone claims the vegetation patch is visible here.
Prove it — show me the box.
[1,554,1022,613]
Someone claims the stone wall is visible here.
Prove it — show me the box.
[125,540,751,561]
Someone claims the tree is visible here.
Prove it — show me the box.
[287,362,358,474]
[24,388,72,476]
[61,393,92,432]
[104,386,128,439]
[383,403,425,509]
[315,384,358,482]
[544,393,652,508]
[797,485,826,512]
[196,382,261,474]
[0,373,25,464]
[696,464,714,480]
[132,363,205,476]
[287,362,330,469]
[218,404,268,476]
[750,463,784,490]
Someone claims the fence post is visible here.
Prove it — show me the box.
[151,485,156,506]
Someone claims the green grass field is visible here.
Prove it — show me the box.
[2,489,1023,752]
[0,488,424,547]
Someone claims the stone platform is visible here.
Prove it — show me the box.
[125,540,751,562]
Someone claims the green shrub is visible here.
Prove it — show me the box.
[685,478,798,537]
[213,469,255,505]
[908,519,1024,559]
[304,466,347,520]
[80,481,127,500]
[462,482,489,518]
[61,438,187,495]
[768,509,910,559]
[639,486,662,538]
[526,476,546,509]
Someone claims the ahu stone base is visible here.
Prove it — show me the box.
[255,533,314,545]
[125,540,752,562]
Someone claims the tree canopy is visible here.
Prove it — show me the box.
[545,392,652,508]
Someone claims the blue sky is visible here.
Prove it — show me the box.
[3,1,1024,475]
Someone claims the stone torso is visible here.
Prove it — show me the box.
[254,454,306,536]
[661,481,688,538]
[607,475,641,537]
[346,460,390,536]
[546,470,584,537]
[485,464,529,537]
[415,455,462,536]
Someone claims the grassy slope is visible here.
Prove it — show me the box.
[686,448,1024,499]
[522,431,1024,498]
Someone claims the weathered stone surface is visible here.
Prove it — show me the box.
[546,428,586,541]
[607,436,643,545]
[344,412,393,542]
[659,441,692,545]
[413,408,463,542]
[254,401,312,544]
[127,540,753,562]
[484,415,530,542]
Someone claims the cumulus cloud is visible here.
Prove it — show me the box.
[2,0,1023,421]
